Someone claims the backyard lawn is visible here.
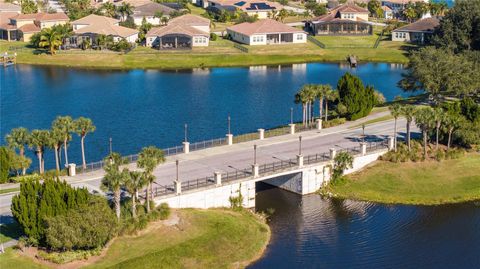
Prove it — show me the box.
[329,153,480,205]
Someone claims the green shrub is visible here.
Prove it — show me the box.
[157,203,171,220]
[323,118,346,128]
[11,174,41,183]
[210,32,217,41]
[37,248,102,264]
[337,72,376,120]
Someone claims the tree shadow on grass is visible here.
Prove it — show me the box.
[0,215,23,242]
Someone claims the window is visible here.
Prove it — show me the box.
[296,34,303,40]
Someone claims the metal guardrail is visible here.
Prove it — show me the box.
[156,139,389,198]
[190,138,226,152]
[307,36,326,49]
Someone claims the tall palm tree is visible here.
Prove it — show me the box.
[332,152,354,180]
[137,146,165,212]
[73,117,96,170]
[443,113,462,150]
[415,107,435,158]
[101,2,116,18]
[160,16,169,25]
[277,9,289,22]
[324,87,337,122]
[47,128,63,172]
[118,2,134,22]
[101,152,128,220]
[400,105,416,150]
[388,103,402,152]
[124,169,145,219]
[28,130,50,174]
[39,27,63,55]
[432,108,445,150]
[52,116,74,168]
[5,127,30,175]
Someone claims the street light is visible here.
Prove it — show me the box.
[253,144,257,164]
[176,160,179,181]
[184,123,188,142]
[109,137,112,155]
[227,114,231,135]
[362,124,365,143]
[290,107,293,125]
[298,136,302,155]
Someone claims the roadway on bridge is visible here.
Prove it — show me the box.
[0,113,417,214]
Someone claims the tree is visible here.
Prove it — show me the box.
[295,85,316,126]
[415,107,435,157]
[101,152,128,220]
[367,0,381,18]
[137,146,165,212]
[403,3,417,23]
[52,116,74,168]
[118,2,134,22]
[73,117,96,170]
[432,0,480,52]
[400,47,480,102]
[429,1,448,16]
[52,23,73,42]
[28,129,50,174]
[388,103,402,152]
[324,87,337,122]
[1,147,12,182]
[332,152,353,181]
[154,10,164,21]
[276,9,289,22]
[139,17,153,43]
[432,108,446,150]
[39,27,63,55]
[337,72,376,120]
[124,169,145,218]
[47,128,63,172]
[101,2,116,18]
[21,0,38,14]
[400,104,416,150]
[443,112,463,150]
[161,16,169,25]
[5,127,30,175]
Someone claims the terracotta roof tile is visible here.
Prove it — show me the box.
[146,24,208,37]
[168,14,210,27]
[133,2,175,17]
[13,12,69,21]
[18,23,40,33]
[394,17,440,32]
[227,19,304,36]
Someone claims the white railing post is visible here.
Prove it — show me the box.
[388,136,394,151]
[252,164,259,178]
[214,171,222,186]
[297,154,304,168]
[174,180,181,195]
[316,119,322,130]
[360,142,367,156]
[329,148,337,160]
[226,134,233,145]
[183,141,190,154]
[289,123,296,134]
[258,129,265,140]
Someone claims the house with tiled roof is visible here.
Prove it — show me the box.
[0,12,69,42]
[227,19,306,45]
[381,0,429,18]
[0,2,21,13]
[71,14,139,45]
[202,0,282,19]
[145,14,210,49]
[132,2,178,26]
[392,17,439,43]
[306,3,372,36]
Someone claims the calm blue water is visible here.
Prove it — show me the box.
[1,63,410,170]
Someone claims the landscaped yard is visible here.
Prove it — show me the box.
[328,153,480,205]
[0,209,270,269]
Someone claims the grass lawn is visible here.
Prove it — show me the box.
[0,248,49,269]
[348,114,394,129]
[0,221,23,243]
[0,187,19,194]
[329,153,480,205]
[1,209,270,269]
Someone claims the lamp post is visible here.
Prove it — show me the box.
[362,124,365,143]
[253,144,257,164]
[109,137,112,155]
[184,123,188,143]
[298,135,302,155]
[176,160,179,181]
[227,114,231,135]
[290,107,293,125]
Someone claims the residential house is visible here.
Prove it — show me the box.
[0,2,21,13]
[146,14,210,49]
[0,12,69,42]
[202,0,282,19]
[306,3,372,36]
[227,19,306,45]
[381,5,393,19]
[71,14,139,46]
[381,0,430,19]
[391,17,439,43]
[132,2,176,25]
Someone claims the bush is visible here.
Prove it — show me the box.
[45,197,117,251]
[337,73,376,120]
[37,248,102,264]
[11,174,41,183]
[210,32,217,41]
[0,147,11,183]
[323,118,346,128]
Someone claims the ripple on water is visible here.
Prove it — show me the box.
[250,184,480,269]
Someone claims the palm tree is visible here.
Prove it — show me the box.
[52,116,74,168]
[160,16,169,25]
[432,108,445,150]
[96,34,107,50]
[314,84,329,120]
[324,87,337,122]
[118,2,134,22]
[277,9,289,22]
[28,129,50,174]
[124,169,145,219]
[400,105,416,150]
[101,152,128,220]
[137,146,165,212]
[403,4,417,23]
[443,113,463,150]
[388,103,402,152]
[415,107,435,158]
[47,128,63,172]
[5,127,30,175]
[332,152,354,181]
[73,117,96,170]
[39,27,63,55]
[154,10,164,23]
[101,2,116,18]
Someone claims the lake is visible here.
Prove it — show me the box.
[1,63,410,170]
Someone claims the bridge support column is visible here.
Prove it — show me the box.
[258,129,265,140]
[297,154,304,168]
[388,136,394,151]
[360,142,367,156]
[252,164,259,178]
[316,119,322,130]
[214,171,222,186]
[226,134,233,145]
[329,148,337,160]
[289,123,296,134]
[174,180,181,195]
[183,142,190,154]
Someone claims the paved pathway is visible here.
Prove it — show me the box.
[0,112,417,214]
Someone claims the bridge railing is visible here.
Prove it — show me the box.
[153,184,175,197]
[258,158,297,175]
[223,168,252,183]
[190,138,227,152]
[304,152,330,165]
[181,176,216,191]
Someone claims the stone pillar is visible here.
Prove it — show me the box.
[360,142,367,156]
[289,123,296,135]
[183,141,190,154]
[174,180,181,195]
[252,164,259,178]
[316,119,322,130]
[68,163,76,177]
[297,154,304,168]
[226,134,233,145]
[388,136,394,151]
[214,171,222,186]
[329,148,337,160]
[323,165,331,184]
[258,129,265,140]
